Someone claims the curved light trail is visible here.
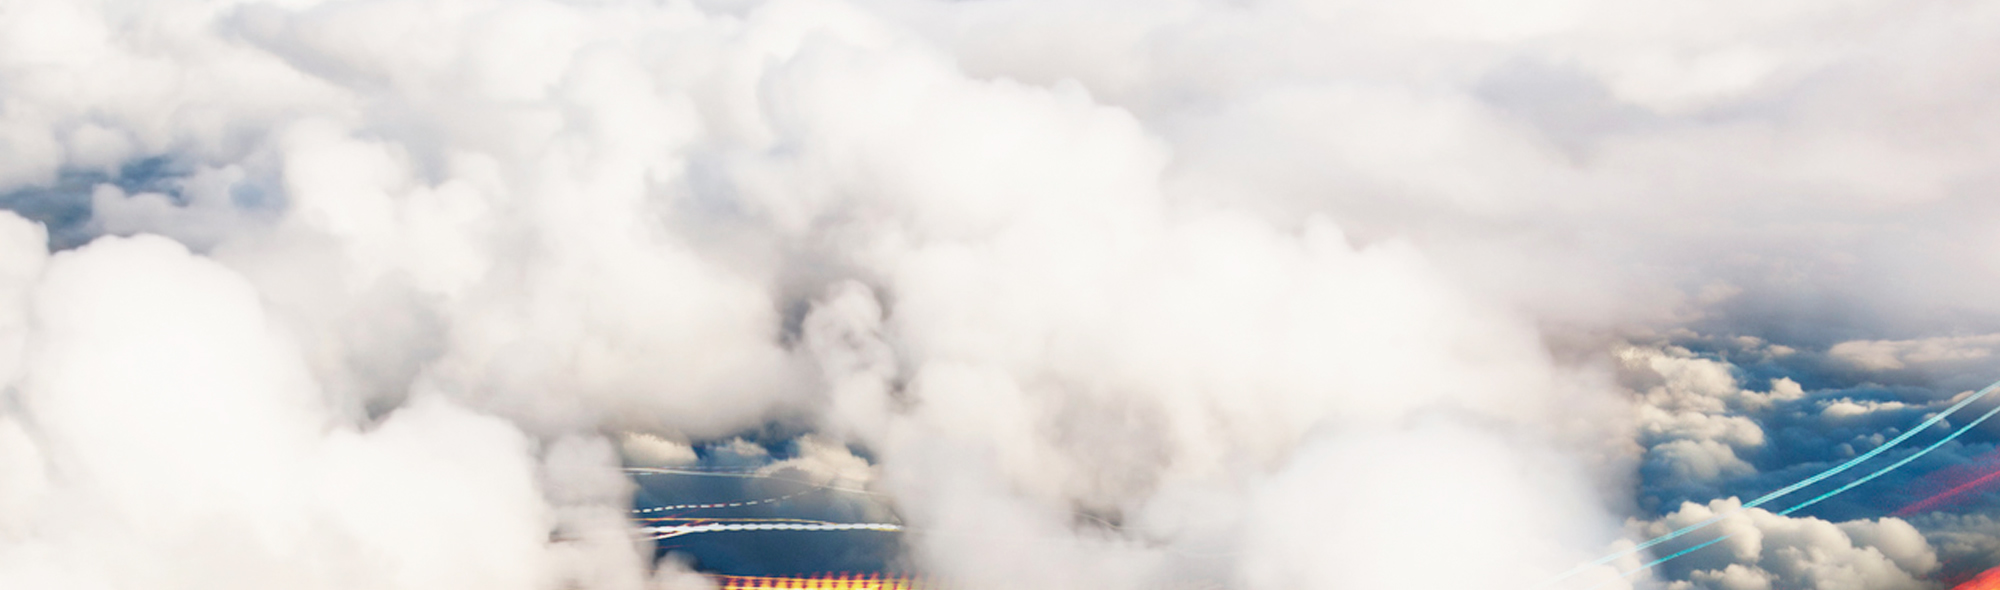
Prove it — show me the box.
[625,465,886,516]
[1899,468,2000,516]
[1576,401,2000,586]
[712,573,926,590]
[625,466,903,542]
[1582,535,1734,590]
[1546,379,2000,587]
[642,519,904,540]
[624,385,2000,584]
[1775,402,2000,517]
[631,486,821,514]
[1896,448,2000,517]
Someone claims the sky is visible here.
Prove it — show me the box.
[0,0,1999,589]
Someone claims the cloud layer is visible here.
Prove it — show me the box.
[1,1,1998,589]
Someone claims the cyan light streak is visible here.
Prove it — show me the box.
[1776,401,2000,517]
[1568,404,1992,588]
[1544,379,2000,587]
[1582,534,1734,590]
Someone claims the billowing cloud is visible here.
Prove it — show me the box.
[0,229,633,590]
[1,0,1998,589]
[1831,335,2000,383]
[1625,499,1937,590]
[620,433,701,468]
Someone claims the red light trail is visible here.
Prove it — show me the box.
[1894,447,2000,517]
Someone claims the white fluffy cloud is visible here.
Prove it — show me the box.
[1625,499,1938,590]
[1831,335,2000,373]
[1617,346,1800,486]
[1,0,1999,589]
[0,227,634,590]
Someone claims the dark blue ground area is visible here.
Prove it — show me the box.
[629,443,905,576]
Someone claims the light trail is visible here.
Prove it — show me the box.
[1582,535,1734,590]
[625,466,904,541]
[1952,566,2000,590]
[624,465,885,515]
[631,486,821,514]
[1582,408,1998,590]
[641,520,904,540]
[712,573,927,590]
[1896,448,2000,516]
[1899,468,2000,516]
[637,516,848,524]
[1544,379,2000,587]
[627,466,768,477]
[1775,402,2000,516]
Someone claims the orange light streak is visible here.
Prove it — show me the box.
[1952,566,2000,590]
[712,573,929,590]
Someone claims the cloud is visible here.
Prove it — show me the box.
[1240,423,1603,589]
[1914,514,2000,584]
[1647,439,1758,484]
[1627,499,1938,590]
[1831,335,2000,373]
[620,433,700,468]
[761,436,877,489]
[1616,346,1784,496]
[0,228,641,590]
[1,0,1999,590]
